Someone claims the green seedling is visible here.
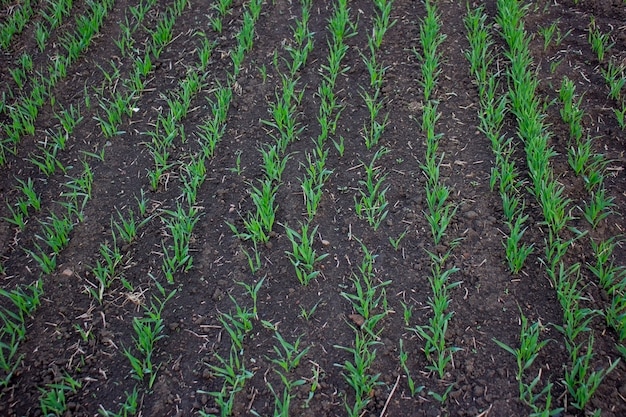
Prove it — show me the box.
[300,151,332,219]
[268,331,309,373]
[260,143,290,183]
[74,322,94,343]
[234,179,278,243]
[3,203,26,230]
[583,188,616,228]
[24,243,57,274]
[0,281,42,387]
[334,333,383,417]
[180,156,207,206]
[601,59,625,102]
[284,0,314,76]
[197,87,231,159]
[12,177,41,214]
[360,89,389,149]
[89,241,123,303]
[334,239,389,415]
[564,335,619,410]
[332,136,345,157]
[567,138,594,177]
[505,214,534,274]
[559,76,585,141]
[283,222,328,285]
[615,104,626,130]
[494,311,552,409]
[416,2,446,101]
[161,204,200,283]
[389,228,409,250]
[229,150,244,175]
[341,240,391,338]
[240,242,262,274]
[209,15,223,33]
[135,189,149,217]
[214,0,233,16]
[587,236,626,342]
[39,373,82,416]
[29,144,65,177]
[355,147,390,230]
[199,344,254,417]
[260,372,302,417]
[98,386,139,417]
[399,339,423,396]
[302,361,322,408]
[113,208,151,244]
[428,384,455,404]
[588,17,613,62]
[0,0,35,49]
[123,282,176,388]
[35,22,47,51]
[371,0,397,50]
[219,297,255,352]
[410,247,461,379]
[299,300,321,321]
[235,276,265,320]
[538,21,558,51]
[423,179,457,245]
[36,212,74,254]
[400,301,413,326]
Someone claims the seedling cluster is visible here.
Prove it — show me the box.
[0,0,625,415]
[408,2,462,397]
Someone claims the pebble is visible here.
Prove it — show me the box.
[465,210,479,220]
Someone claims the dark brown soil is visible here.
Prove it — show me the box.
[1,0,625,416]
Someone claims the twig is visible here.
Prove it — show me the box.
[379,374,401,417]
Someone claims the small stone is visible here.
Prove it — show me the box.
[348,314,365,327]
[61,268,73,277]
[465,210,479,220]
[321,239,330,246]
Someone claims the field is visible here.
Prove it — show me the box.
[1,0,626,415]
